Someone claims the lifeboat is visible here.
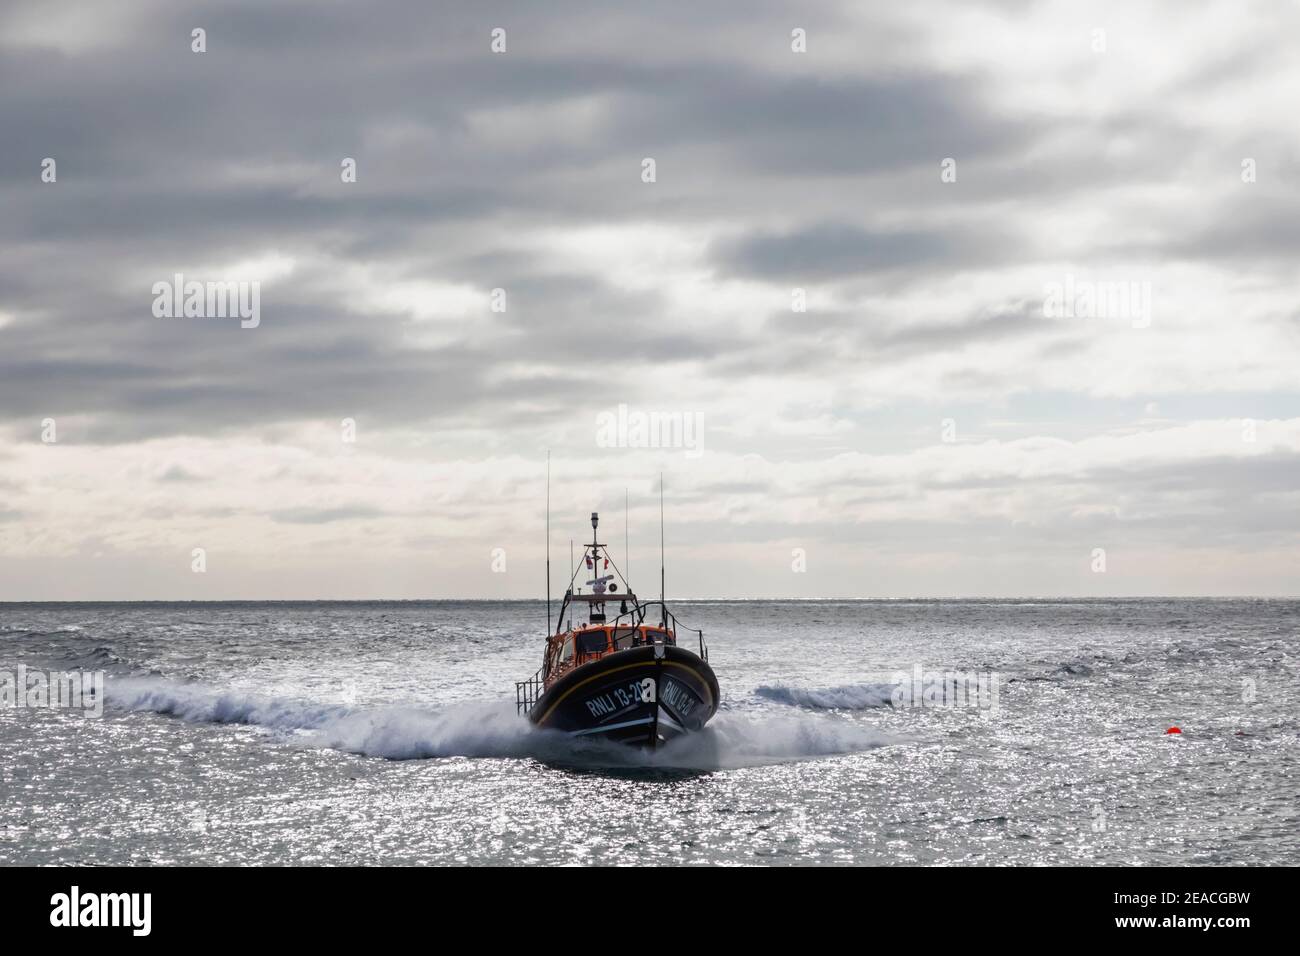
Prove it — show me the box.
[515,510,719,748]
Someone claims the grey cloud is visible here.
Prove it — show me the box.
[0,0,1064,446]
[713,222,1021,281]
[269,505,388,524]
[157,464,207,483]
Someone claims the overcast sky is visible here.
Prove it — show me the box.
[2,0,1298,600]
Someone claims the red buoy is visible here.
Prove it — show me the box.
[1165,726,1182,735]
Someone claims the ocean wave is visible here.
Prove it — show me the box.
[108,676,351,731]
[63,645,128,669]
[308,702,539,760]
[674,714,896,769]
[755,682,897,710]
[1009,655,1112,683]
[104,675,897,769]
[1054,661,1094,677]
[0,625,85,639]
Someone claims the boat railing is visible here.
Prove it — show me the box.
[607,601,708,663]
[515,666,544,716]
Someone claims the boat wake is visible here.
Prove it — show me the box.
[665,713,897,770]
[755,681,897,710]
[105,675,897,770]
[107,676,532,759]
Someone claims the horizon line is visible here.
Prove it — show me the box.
[3,594,1298,605]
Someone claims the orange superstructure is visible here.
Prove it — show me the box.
[542,625,675,688]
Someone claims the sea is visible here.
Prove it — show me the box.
[1,599,1295,865]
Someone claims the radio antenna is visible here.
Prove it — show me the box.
[625,487,630,582]
[659,473,665,608]
[545,451,551,636]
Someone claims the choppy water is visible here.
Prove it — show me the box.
[1,599,1296,865]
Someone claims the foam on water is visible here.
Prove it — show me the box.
[755,681,898,710]
[105,674,895,770]
[673,713,897,769]
[108,675,351,731]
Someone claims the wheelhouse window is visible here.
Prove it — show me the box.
[577,629,609,655]
[612,627,638,650]
[559,637,575,664]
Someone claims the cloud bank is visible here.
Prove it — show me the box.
[1,0,1298,598]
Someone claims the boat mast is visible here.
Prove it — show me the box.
[659,473,666,626]
[545,451,551,636]
[591,511,601,625]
